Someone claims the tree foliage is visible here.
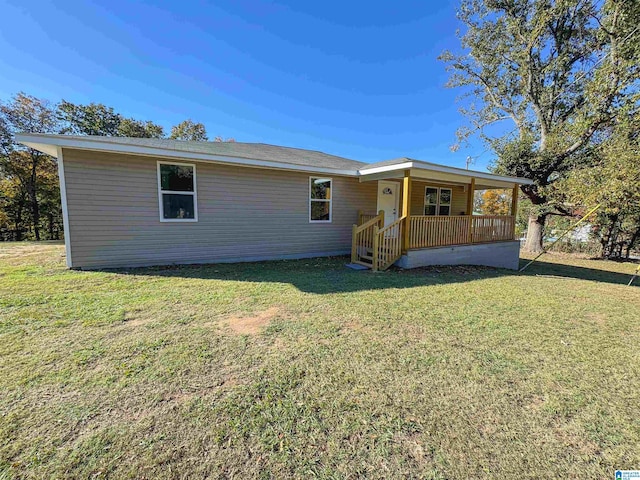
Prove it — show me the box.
[476,189,512,215]
[0,93,62,240]
[561,112,640,258]
[170,119,208,141]
[58,100,164,138]
[441,0,640,252]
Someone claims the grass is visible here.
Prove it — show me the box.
[1,242,639,479]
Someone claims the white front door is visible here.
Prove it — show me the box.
[377,181,400,229]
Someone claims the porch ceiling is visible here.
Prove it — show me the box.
[358,158,533,189]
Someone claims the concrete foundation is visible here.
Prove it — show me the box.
[396,241,520,270]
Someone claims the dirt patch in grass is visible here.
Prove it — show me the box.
[584,312,607,326]
[394,432,432,466]
[224,306,281,335]
[122,309,154,327]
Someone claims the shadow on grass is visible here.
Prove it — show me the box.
[104,255,638,294]
[518,259,638,286]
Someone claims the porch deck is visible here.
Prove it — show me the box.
[352,212,517,270]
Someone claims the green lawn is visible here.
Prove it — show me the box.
[1,243,639,479]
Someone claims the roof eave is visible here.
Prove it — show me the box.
[358,161,534,186]
[15,133,361,177]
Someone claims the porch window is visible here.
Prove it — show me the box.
[309,177,332,222]
[424,186,452,216]
[157,162,197,222]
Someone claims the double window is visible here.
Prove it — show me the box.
[157,161,197,222]
[424,186,452,216]
[309,177,332,222]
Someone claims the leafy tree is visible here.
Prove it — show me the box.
[0,176,27,241]
[441,0,640,252]
[170,119,208,141]
[58,101,121,136]
[0,93,61,240]
[118,117,164,138]
[477,189,511,215]
[561,112,640,258]
[58,101,164,138]
[37,162,63,240]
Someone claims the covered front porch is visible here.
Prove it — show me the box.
[351,158,532,271]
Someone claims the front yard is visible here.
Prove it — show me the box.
[1,243,639,479]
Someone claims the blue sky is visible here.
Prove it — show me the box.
[0,0,498,169]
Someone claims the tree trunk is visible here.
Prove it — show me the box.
[523,214,546,252]
[600,214,619,258]
[29,158,40,241]
[48,213,54,240]
[30,187,40,240]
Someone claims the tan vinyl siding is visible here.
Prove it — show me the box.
[62,149,377,269]
[409,180,469,216]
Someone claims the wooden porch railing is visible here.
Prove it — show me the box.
[374,216,406,271]
[358,210,380,225]
[408,215,516,249]
[351,212,384,267]
[471,215,516,243]
[409,215,471,248]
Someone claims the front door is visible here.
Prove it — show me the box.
[377,181,400,230]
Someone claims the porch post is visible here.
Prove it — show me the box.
[467,177,475,243]
[402,170,412,252]
[466,178,475,215]
[511,183,519,239]
[511,184,519,216]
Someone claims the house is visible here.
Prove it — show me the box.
[16,134,533,271]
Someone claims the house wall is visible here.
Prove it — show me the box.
[62,149,377,269]
[361,179,470,217]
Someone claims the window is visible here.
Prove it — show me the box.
[424,186,452,216]
[157,162,197,222]
[309,177,332,222]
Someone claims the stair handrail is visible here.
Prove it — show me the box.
[377,214,406,235]
[374,215,407,271]
[354,210,384,234]
[351,211,384,264]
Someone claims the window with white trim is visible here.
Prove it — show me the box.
[309,177,332,222]
[424,186,452,216]
[157,162,197,221]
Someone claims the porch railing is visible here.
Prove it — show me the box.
[358,210,380,225]
[351,212,384,267]
[409,215,471,248]
[374,216,406,271]
[471,215,516,243]
[408,215,516,249]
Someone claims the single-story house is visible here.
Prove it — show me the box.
[17,134,533,271]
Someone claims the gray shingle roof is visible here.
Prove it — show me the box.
[34,134,367,170]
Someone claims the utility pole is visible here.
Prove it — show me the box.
[465,156,474,170]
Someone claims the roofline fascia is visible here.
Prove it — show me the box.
[359,161,534,185]
[15,134,362,177]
